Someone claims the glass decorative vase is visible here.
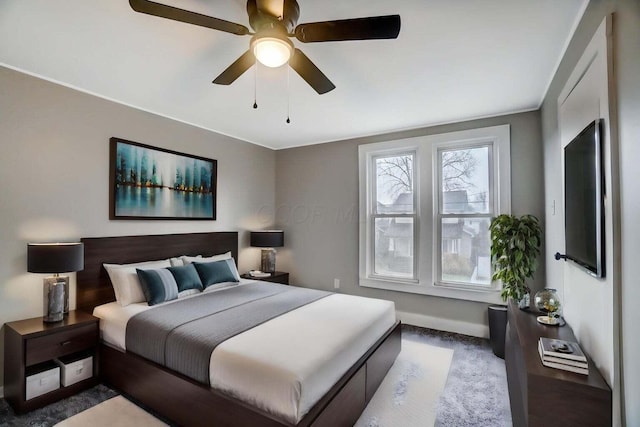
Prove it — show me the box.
[517,291,530,310]
[534,288,561,325]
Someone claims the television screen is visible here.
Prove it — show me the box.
[564,119,605,277]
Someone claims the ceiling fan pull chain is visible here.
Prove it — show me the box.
[286,66,291,124]
[253,59,258,109]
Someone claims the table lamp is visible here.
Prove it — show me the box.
[250,230,284,274]
[27,242,84,322]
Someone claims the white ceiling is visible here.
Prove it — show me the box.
[0,0,587,149]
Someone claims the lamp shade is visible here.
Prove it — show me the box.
[27,243,84,273]
[250,231,284,248]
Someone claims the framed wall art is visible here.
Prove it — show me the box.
[109,137,217,220]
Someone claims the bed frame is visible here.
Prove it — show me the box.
[77,232,401,427]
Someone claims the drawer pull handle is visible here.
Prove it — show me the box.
[60,340,72,346]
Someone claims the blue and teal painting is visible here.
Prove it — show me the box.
[113,141,215,219]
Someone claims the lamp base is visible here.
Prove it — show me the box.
[43,277,66,323]
[261,249,277,273]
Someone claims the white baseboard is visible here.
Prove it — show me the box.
[397,310,489,338]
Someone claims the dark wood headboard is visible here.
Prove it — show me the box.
[76,232,238,313]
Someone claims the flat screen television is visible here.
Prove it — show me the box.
[564,119,605,278]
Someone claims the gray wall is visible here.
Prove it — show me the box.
[540,0,640,424]
[0,66,276,389]
[275,111,544,334]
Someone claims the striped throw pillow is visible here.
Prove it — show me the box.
[136,268,179,306]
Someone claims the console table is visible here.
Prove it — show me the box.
[505,300,611,426]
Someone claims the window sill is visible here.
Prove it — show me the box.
[359,277,504,304]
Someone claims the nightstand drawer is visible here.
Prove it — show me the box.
[25,324,97,366]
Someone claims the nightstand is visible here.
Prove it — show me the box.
[241,271,290,285]
[3,311,100,413]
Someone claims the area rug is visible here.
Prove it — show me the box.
[356,340,453,427]
[53,340,453,427]
[53,396,167,427]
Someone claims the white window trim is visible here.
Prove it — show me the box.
[359,143,421,285]
[432,127,511,295]
[358,125,510,304]
[369,150,419,282]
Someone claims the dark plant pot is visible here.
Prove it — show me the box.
[488,304,508,359]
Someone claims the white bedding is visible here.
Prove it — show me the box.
[93,279,396,424]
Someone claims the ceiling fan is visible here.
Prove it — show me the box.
[129,0,401,94]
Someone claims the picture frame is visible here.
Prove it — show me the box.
[109,137,217,220]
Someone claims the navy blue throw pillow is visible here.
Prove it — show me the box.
[167,263,204,293]
[193,260,239,289]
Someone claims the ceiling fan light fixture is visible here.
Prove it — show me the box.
[252,36,293,68]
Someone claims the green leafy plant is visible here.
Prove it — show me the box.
[489,214,542,302]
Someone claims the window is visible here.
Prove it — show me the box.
[371,152,417,280]
[436,144,493,288]
[359,125,510,303]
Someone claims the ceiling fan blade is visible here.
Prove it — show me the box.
[130,0,250,36]
[295,15,401,43]
[281,0,300,31]
[212,50,255,85]
[289,49,335,94]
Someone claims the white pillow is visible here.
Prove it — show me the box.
[169,257,183,267]
[227,258,241,282]
[169,255,202,267]
[104,259,172,306]
[180,251,231,265]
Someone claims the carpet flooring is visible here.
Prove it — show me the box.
[355,339,453,427]
[0,325,511,426]
[402,326,512,426]
[54,396,168,427]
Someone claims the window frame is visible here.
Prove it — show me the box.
[362,146,420,284]
[359,125,510,304]
[434,140,497,291]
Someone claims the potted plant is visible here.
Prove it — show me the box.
[490,214,542,305]
[487,214,542,358]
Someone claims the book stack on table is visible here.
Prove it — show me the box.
[538,337,588,375]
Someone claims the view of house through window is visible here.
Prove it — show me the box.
[373,153,416,279]
[359,124,510,300]
[438,145,493,287]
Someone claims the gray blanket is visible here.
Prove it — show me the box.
[126,282,330,384]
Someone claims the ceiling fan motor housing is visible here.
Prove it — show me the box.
[247,0,300,34]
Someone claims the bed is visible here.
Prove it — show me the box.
[77,232,401,427]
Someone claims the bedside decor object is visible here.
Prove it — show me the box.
[538,337,588,374]
[110,137,217,220]
[28,243,84,322]
[534,288,561,325]
[241,271,290,285]
[248,270,271,278]
[250,230,284,273]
